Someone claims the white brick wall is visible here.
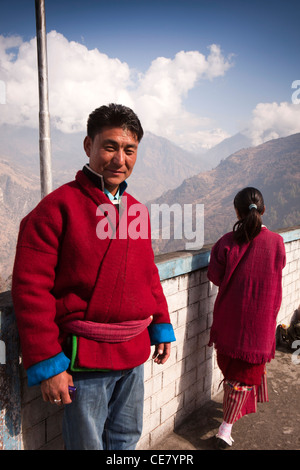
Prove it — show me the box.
[137,267,222,450]
[278,239,300,325]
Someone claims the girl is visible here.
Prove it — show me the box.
[208,187,286,449]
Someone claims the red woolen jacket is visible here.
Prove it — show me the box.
[12,170,175,385]
[208,227,286,364]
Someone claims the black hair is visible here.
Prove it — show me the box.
[233,187,265,244]
[87,103,144,142]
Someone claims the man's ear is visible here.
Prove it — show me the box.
[83,136,92,157]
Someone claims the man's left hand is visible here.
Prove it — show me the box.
[152,342,171,365]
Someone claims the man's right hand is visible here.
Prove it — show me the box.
[41,370,74,405]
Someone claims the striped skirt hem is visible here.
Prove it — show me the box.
[223,369,268,424]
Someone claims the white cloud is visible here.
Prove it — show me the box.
[46,31,134,133]
[0,32,133,132]
[5,33,299,153]
[0,32,233,150]
[0,35,39,127]
[245,101,300,146]
[133,46,232,148]
[175,127,231,152]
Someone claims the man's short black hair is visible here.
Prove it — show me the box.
[87,103,144,142]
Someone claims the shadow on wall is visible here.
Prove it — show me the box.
[174,266,218,427]
[0,293,22,449]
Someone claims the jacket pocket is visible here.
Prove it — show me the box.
[56,293,88,316]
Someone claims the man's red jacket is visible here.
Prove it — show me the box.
[12,170,175,385]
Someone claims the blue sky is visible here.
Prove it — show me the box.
[0,0,300,151]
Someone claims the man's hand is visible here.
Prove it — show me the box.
[41,370,74,405]
[152,342,171,365]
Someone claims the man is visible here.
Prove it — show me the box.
[12,104,175,450]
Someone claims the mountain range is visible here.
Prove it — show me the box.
[149,132,300,254]
[0,123,251,202]
[0,124,299,290]
[0,159,40,290]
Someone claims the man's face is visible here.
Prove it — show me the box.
[84,126,139,195]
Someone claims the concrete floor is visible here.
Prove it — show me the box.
[150,347,300,451]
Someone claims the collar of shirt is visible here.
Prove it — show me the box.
[82,164,127,201]
[104,187,120,202]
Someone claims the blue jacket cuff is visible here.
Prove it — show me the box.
[148,323,176,345]
[27,352,70,387]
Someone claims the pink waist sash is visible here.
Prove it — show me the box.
[62,316,152,343]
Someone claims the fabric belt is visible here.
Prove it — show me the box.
[62,316,153,343]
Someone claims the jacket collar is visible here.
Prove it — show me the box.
[82,164,127,198]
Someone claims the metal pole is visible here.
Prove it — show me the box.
[35,0,52,198]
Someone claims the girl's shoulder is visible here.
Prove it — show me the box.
[211,231,237,258]
[217,227,283,246]
[215,231,236,247]
[257,226,285,245]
